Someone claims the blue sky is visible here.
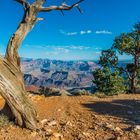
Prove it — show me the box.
[0,0,140,60]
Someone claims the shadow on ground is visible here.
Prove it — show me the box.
[82,99,140,125]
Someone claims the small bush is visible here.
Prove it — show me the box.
[0,114,13,127]
[94,92,107,98]
[39,86,71,96]
[79,90,90,95]
[93,67,126,95]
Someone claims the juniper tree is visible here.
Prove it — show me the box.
[0,0,84,130]
[113,22,140,93]
[93,49,126,95]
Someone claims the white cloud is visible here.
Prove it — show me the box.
[53,45,91,53]
[55,47,65,51]
[95,30,112,35]
[95,51,101,54]
[95,47,101,50]
[24,44,101,53]
[60,29,113,36]
[80,31,87,35]
[87,30,92,34]
[60,29,92,36]
[80,30,92,35]
[24,44,51,49]
[54,47,70,54]
[59,30,78,36]
[69,45,90,50]
[66,32,78,36]
[46,45,93,56]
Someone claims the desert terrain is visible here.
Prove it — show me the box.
[0,94,140,140]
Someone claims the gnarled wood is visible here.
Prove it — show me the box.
[0,56,37,130]
[5,0,84,68]
[0,0,84,130]
[5,5,38,68]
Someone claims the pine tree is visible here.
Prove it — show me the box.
[93,49,126,95]
[113,22,140,93]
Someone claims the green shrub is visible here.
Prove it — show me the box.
[94,92,106,98]
[93,67,126,95]
[93,49,126,95]
[79,89,90,96]
[0,114,13,127]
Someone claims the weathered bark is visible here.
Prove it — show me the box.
[5,0,84,68]
[0,56,37,130]
[130,78,136,93]
[5,5,39,68]
[0,0,84,130]
[131,31,140,93]
[130,51,140,93]
[1,2,40,130]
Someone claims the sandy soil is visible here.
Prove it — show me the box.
[0,94,140,140]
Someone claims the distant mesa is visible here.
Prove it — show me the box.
[21,58,98,93]
[22,58,130,94]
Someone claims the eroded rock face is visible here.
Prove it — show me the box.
[21,59,98,91]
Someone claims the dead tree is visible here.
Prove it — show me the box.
[0,0,84,130]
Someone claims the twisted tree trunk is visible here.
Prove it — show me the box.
[0,56,37,129]
[0,0,84,130]
[0,1,40,130]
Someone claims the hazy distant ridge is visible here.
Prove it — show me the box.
[21,59,98,91]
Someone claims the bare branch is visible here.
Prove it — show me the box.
[123,68,132,80]
[117,66,132,80]
[6,0,84,68]
[39,0,84,13]
[60,10,64,16]
[15,0,30,9]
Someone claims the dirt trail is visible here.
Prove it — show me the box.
[0,94,140,140]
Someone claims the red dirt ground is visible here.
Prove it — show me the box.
[0,94,140,140]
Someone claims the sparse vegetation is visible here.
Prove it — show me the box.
[39,86,71,96]
[113,22,140,93]
[93,22,140,95]
[0,0,84,130]
[0,114,13,127]
[94,92,107,98]
[1,94,140,140]
[93,49,126,95]
[78,89,90,96]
